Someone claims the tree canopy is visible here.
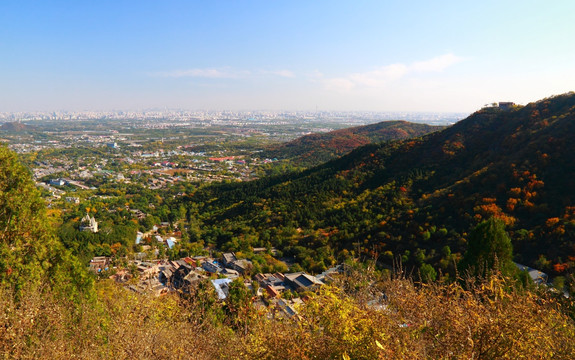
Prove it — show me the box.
[0,144,92,298]
[459,217,515,278]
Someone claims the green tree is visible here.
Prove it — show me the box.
[459,217,515,278]
[0,145,93,299]
[224,279,255,334]
[420,263,437,282]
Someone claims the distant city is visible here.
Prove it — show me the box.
[0,109,468,126]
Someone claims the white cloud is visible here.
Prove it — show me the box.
[321,53,464,92]
[153,68,249,79]
[348,63,408,87]
[153,67,297,79]
[308,70,324,79]
[261,69,295,78]
[411,53,464,72]
[323,78,356,92]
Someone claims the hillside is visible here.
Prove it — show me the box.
[260,120,443,167]
[0,121,32,132]
[185,93,575,279]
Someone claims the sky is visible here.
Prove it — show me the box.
[1,0,574,113]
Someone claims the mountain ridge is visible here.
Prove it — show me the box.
[185,92,575,277]
[0,122,33,132]
[261,120,443,167]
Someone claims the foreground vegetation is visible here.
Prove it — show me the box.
[1,270,574,359]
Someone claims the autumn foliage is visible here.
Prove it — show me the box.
[2,270,574,360]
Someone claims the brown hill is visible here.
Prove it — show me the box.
[0,122,31,131]
[261,120,443,166]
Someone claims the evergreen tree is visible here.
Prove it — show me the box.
[459,217,515,278]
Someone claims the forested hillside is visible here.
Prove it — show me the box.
[184,93,575,282]
[261,120,442,167]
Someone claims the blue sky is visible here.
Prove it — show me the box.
[1,0,574,112]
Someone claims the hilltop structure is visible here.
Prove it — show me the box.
[498,102,515,110]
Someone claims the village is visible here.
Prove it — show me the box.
[84,208,553,321]
[89,243,343,320]
[1,115,314,207]
[27,141,276,194]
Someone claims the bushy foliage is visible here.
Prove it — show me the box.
[2,273,573,359]
[240,274,575,359]
[0,280,236,359]
[0,145,92,298]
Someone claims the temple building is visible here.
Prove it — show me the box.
[80,213,98,233]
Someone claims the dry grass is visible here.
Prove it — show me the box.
[0,281,237,360]
[1,274,574,359]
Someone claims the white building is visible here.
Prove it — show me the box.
[80,213,98,233]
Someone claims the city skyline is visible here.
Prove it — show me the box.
[1,1,574,113]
